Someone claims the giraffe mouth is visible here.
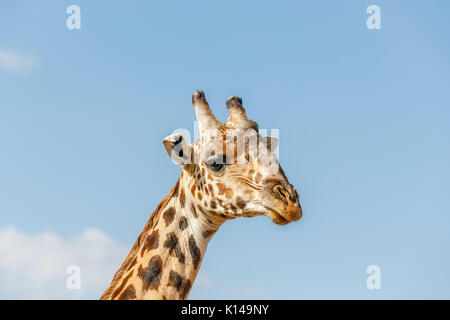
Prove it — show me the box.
[264,207,290,225]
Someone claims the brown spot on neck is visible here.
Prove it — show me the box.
[168,270,192,300]
[138,255,163,291]
[164,232,185,264]
[188,235,201,270]
[179,188,186,208]
[140,229,159,257]
[163,207,176,226]
[179,216,188,230]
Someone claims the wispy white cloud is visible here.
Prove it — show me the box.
[0,227,127,299]
[0,49,37,73]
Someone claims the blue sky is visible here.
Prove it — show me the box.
[0,0,449,299]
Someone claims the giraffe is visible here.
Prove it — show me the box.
[101,91,302,300]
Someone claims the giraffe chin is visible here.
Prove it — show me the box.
[265,205,302,226]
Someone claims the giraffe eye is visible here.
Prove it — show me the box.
[206,156,225,172]
[210,161,223,171]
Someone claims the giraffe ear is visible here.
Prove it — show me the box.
[262,136,279,152]
[163,134,193,166]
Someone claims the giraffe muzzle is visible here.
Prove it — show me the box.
[264,183,302,225]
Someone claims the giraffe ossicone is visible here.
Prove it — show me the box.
[101,91,302,300]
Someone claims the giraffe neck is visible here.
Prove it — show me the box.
[101,172,225,300]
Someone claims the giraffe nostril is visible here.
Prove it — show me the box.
[273,184,298,204]
[273,185,290,203]
[279,188,288,199]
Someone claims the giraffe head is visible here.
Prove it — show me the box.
[163,91,302,225]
